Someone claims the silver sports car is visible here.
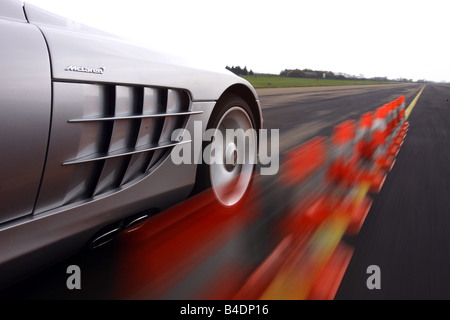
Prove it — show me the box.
[0,0,262,288]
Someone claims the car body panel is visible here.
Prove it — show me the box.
[0,0,26,22]
[0,99,216,288]
[33,82,203,214]
[0,16,51,224]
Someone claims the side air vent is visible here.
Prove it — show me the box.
[34,81,201,214]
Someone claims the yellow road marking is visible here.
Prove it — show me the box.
[405,85,426,119]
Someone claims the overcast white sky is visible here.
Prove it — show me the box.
[24,0,450,82]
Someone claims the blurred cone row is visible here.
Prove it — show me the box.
[113,96,409,300]
[239,96,409,300]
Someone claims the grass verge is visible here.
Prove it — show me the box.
[241,75,396,88]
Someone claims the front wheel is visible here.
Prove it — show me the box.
[194,94,257,207]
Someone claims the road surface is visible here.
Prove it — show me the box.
[336,84,450,299]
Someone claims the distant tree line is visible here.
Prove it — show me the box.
[226,65,415,83]
[226,66,347,79]
[280,68,346,80]
[280,69,414,82]
[226,66,254,76]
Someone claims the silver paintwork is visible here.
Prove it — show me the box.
[0,1,262,288]
[0,0,26,22]
[0,16,51,224]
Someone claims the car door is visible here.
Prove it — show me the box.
[0,1,51,224]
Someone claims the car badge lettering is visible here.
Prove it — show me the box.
[65,65,105,74]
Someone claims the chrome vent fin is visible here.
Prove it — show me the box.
[64,84,194,197]
[34,81,201,213]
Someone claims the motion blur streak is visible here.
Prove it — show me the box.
[114,184,262,299]
[113,96,408,300]
[234,97,407,300]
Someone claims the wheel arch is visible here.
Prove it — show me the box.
[216,84,262,131]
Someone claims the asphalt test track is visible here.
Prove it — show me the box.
[336,84,450,299]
